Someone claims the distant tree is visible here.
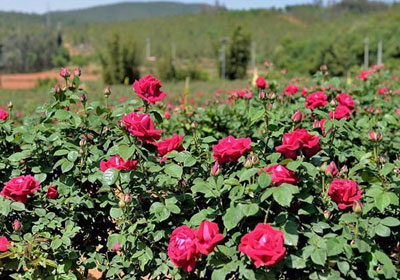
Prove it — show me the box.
[0,29,59,73]
[99,32,140,85]
[225,26,251,80]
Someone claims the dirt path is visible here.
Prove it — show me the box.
[0,70,100,90]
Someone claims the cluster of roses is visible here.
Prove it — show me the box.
[0,176,59,252]
[168,220,286,271]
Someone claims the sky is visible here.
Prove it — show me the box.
[0,0,321,14]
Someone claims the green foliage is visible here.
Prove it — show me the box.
[52,47,71,68]
[99,31,140,85]
[225,26,251,80]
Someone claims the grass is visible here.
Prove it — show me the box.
[0,79,250,115]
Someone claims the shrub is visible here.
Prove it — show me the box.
[225,26,251,80]
[0,67,400,279]
[99,32,140,85]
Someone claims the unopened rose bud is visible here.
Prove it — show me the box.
[320,163,327,172]
[379,156,386,164]
[325,161,338,177]
[376,266,382,272]
[211,162,221,176]
[244,155,253,169]
[191,122,198,129]
[13,220,22,231]
[54,84,61,94]
[330,99,337,106]
[394,167,400,174]
[74,67,81,77]
[124,193,132,204]
[269,92,276,100]
[251,154,259,165]
[79,137,86,147]
[80,93,87,103]
[323,210,331,221]
[7,101,13,110]
[340,165,348,175]
[291,110,302,123]
[321,65,328,71]
[118,200,126,208]
[59,67,71,78]
[369,130,382,141]
[259,91,266,99]
[112,242,121,252]
[350,240,356,246]
[104,86,111,97]
[353,200,363,214]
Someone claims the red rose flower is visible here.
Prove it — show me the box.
[261,165,299,186]
[213,136,251,164]
[123,112,161,145]
[164,111,171,120]
[100,155,138,172]
[284,84,298,96]
[0,110,9,121]
[157,134,184,157]
[329,105,351,120]
[305,91,328,109]
[256,77,267,89]
[133,75,166,104]
[301,87,308,96]
[336,92,355,110]
[396,108,400,117]
[46,186,58,199]
[328,179,363,210]
[378,87,388,95]
[1,175,40,203]
[239,223,286,267]
[195,220,224,255]
[0,236,10,252]
[275,129,321,160]
[314,119,326,134]
[168,225,198,272]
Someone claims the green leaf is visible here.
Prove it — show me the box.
[11,202,25,211]
[150,202,170,222]
[212,269,229,280]
[272,184,298,207]
[258,172,271,188]
[242,204,259,217]
[311,248,327,266]
[375,224,390,237]
[380,217,400,227]
[239,168,259,182]
[67,151,79,162]
[223,204,245,231]
[51,238,63,250]
[165,164,183,178]
[338,261,350,276]
[110,208,123,219]
[380,163,394,176]
[118,144,135,161]
[103,168,120,186]
[284,220,299,246]
[61,160,74,173]
[286,255,306,269]
[55,109,70,120]
[375,192,391,213]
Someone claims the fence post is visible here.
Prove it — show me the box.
[364,37,369,69]
[146,38,151,59]
[377,39,383,66]
[220,37,229,80]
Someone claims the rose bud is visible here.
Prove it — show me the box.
[330,99,337,106]
[54,84,61,94]
[79,137,87,147]
[323,210,331,221]
[59,67,71,78]
[118,200,126,208]
[7,101,13,110]
[339,165,348,175]
[211,162,221,176]
[104,86,111,97]
[291,110,302,123]
[352,200,363,214]
[379,156,386,164]
[124,193,132,204]
[269,92,276,100]
[259,91,266,99]
[46,186,58,199]
[251,154,259,165]
[369,130,382,141]
[320,163,327,173]
[244,155,253,169]
[256,76,267,89]
[350,240,356,246]
[195,220,224,255]
[13,220,22,231]
[164,111,171,120]
[80,93,87,103]
[325,161,338,177]
[112,242,121,252]
[74,67,82,77]
[191,122,198,129]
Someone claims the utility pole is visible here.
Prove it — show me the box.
[377,39,383,65]
[146,38,151,59]
[220,37,229,80]
[251,41,257,70]
[364,37,369,69]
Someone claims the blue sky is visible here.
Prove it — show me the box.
[0,0,321,14]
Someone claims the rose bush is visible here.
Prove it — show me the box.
[0,66,399,280]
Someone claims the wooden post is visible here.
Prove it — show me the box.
[146,38,151,59]
[377,39,383,66]
[220,37,229,80]
[251,41,257,70]
[364,37,369,69]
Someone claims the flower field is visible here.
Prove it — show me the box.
[1,65,400,279]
